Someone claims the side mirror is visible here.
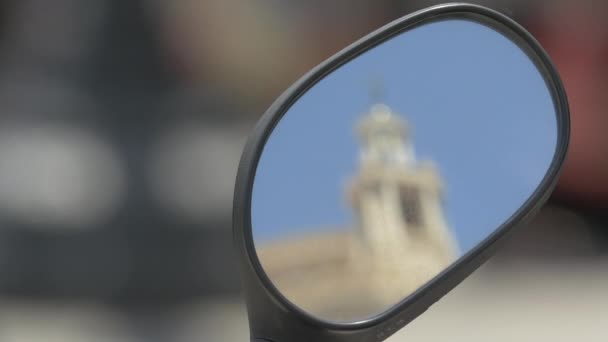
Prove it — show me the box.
[233,3,569,342]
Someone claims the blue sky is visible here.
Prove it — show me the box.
[251,19,557,254]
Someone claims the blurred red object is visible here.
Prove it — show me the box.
[526,1,608,207]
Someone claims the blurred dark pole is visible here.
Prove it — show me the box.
[78,0,241,306]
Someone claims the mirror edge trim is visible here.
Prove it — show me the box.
[233,3,570,342]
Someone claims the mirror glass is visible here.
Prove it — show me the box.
[251,18,558,323]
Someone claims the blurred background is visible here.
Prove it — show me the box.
[0,0,605,341]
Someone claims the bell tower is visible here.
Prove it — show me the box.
[348,103,457,283]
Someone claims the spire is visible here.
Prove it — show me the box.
[368,76,386,106]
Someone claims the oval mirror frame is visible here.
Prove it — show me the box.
[233,3,570,342]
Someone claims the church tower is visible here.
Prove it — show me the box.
[347,103,457,291]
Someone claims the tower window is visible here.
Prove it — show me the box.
[399,185,422,227]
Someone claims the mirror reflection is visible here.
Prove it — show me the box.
[251,19,558,323]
